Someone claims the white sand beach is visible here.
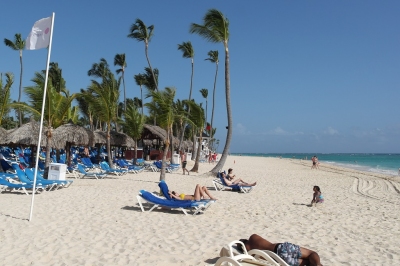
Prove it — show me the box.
[1,156,400,265]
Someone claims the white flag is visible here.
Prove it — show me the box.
[26,16,52,50]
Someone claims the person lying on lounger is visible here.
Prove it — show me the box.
[238,234,323,266]
[168,184,217,201]
[222,170,257,187]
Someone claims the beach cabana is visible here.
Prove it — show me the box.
[52,122,95,165]
[93,130,135,160]
[141,124,179,160]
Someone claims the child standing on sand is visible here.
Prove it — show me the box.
[311,186,324,206]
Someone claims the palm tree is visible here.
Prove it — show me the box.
[123,103,144,164]
[205,50,219,142]
[145,87,177,181]
[0,73,14,126]
[142,67,159,91]
[190,9,231,174]
[199,88,208,132]
[88,65,121,167]
[24,71,76,173]
[114,53,127,111]
[186,100,205,172]
[177,41,195,152]
[134,73,147,116]
[128,19,158,91]
[4,33,25,126]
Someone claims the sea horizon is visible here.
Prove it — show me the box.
[231,153,400,176]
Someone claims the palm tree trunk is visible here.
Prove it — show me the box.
[122,72,126,111]
[106,126,113,167]
[133,138,138,165]
[210,62,218,142]
[18,51,23,126]
[190,131,202,172]
[145,42,158,91]
[211,45,231,174]
[189,59,194,100]
[140,85,144,116]
[44,127,52,178]
[191,131,197,161]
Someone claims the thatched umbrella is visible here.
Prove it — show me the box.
[93,130,134,147]
[142,124,179,146]
[0,127,7,144]
[52,122,95,165]
[3,121,47,147]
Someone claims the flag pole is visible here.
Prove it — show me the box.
[29,12,55,222]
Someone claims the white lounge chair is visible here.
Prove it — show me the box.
[212,172,255,193]
[216,240,289,266]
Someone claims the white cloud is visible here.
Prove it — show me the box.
[235,123,250,135]
[324,127,339,135]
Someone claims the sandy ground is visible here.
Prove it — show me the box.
[1,156,400,265]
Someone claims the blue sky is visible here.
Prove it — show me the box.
[1,1,399,153]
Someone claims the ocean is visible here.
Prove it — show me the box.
[231,153,400,176]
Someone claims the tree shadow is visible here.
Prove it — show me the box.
[292,203,312,207]
[204,257,220,264]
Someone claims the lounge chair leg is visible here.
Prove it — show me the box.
[136,195,145,212]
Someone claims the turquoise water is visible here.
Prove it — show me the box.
[232,153,400,176]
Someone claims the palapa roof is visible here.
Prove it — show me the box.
[94,130,135,147]
[1,121,48,147]
[142,124,179,146]
[52,123,95,148]
[0,128,7,143]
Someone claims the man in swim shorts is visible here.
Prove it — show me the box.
[239,234,322,266]
[180,151,189,175]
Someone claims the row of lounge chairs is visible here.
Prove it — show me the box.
[0,163,73,195]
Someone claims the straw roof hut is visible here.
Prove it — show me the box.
[2,121,48,147]
[142,124,179,146]
[0,127,7,144]
[93,130,135,147]
[52,122,95,148]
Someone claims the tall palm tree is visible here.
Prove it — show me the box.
[186,100,205,172]
[0,73,14,126]
[142,67,158,91]
[190,9,231,174]
[177,41,195,152]
[114,53,127,111]
[88,67,121,167]
[199,88,208,132]
[128,19,158,91]
[134,73,147,116]
[123,103,144,164]
[205,50,219,142]
[76,88,95,130]
[145,87,177,181]
[24,71,76,173]
[4,33,25,126]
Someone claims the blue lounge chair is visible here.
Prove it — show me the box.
[0,177,44,195]
[116,160,143,173]
[136,190,213,215]
[14,168,59,191]
[100,162,128,175]
[77,164,108,179]
[1,159,15,173]
[25,168,73,188]
[212,171,254,193]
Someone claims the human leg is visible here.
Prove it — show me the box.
[193,184,202,201]
[298,246,322,266]
[200,186,217,200]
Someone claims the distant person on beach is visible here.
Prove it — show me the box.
[208,151,212,164]
[311,156,317,169]
[212,152,217,163]
[311,186,324,206]
[168,184,217,200]
[180,151,189,175]
[315,156,320,169]
[222,169,257,186]
[238,234,323,266]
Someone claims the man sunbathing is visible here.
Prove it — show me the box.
[168,184,217,201]
[238,234,323,266]
[222,169,256,186]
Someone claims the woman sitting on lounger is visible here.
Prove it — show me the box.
[168,184,217,201]
[222,169,257,186]
[239,234,323,266]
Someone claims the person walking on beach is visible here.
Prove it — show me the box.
[311,156,317,169]
[180,151,189,175]
[238,234,323,266]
